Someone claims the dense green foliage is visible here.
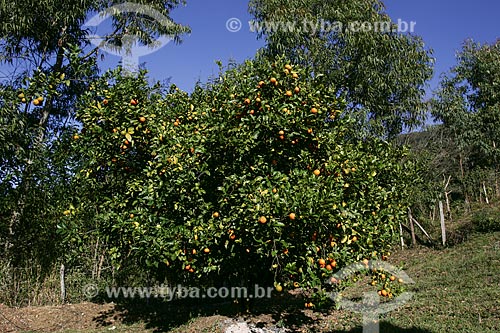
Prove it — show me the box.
[62,58,415,303]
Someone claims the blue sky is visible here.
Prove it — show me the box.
[104,0,499,95]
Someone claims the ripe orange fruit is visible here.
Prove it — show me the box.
[279,135,285,140]
[255,97,261,103]
[381,289,388,297]
[363,259,369,265]
[185,264,191,271]
[192,249,197,255]
[313,169,321,176]
[318,258,326,266]
[258,80,265,87]
[212,212,220,218]
[272,188,277,193]
[293,281,299,288]
[203,248,210,253]
[352,236,358,242]
[173,121,179,126]
[129,213,134,219]
[285,64,292,70]
[102,99,108,106]
[311,107,318,114]
[270,77,278,85]
[289,212,296,220]
[307,128,313,134]
[398,278,404,283]
[130,99,138,106]
[189,268,195,273]
[285,90,293,97]
[229,234,236,240]
[244,98,251,105]
[249,110,255,115]
[381,274,386,280]
[292,73,299,79]
[112,128,118,133]
[390,275,396,281]
[325,264,333,271]
[33,99,40,106]
[139,116,146,123]
[258,216,267,224]
[283,248,289,255]
[278,130,285,135]
[294,87,300,93]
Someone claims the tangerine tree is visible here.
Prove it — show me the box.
[65,56,416,303]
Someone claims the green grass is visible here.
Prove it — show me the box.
[377,231,500,332]
[13,232,500,333]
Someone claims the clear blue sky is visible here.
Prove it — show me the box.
[100,0,498,95]
[112,0,497,94]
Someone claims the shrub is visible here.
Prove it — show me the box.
[63,56,417,304]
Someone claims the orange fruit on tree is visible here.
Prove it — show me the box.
[130,99,138,106]
[325,264,333,271]
[212,212,220,218]
[279,135,285,140]
[203,248,210,253]
[307,128,313,134]
[311,107,318,114]
[229,234,236,240]
[292,72,299,79]
[255,97,261,103]
[390,275,396,281]
[270,77,277,85]
[285,90,292,97]
[278,130,285,135]
[102,99,108,105]
[173,121,179,126]
[258,216,267,224]
[289,212,296,220]
[381,289,388,297]
[244,98,251,105]
[258,80,265,87]
[139,116,146,123]
[318,258,326,266]
[313,169,321,176]
[294,87,300,93]
[272,188,277,193]
[284,64,292,70]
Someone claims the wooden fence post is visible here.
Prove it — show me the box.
[439,201,446,246]
[408,208,416,246]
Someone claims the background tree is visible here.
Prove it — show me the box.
[248,0,434,138]
[431,39,500,205]
[0,0,190,303]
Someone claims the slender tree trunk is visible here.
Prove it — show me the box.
[6,40,66,258]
